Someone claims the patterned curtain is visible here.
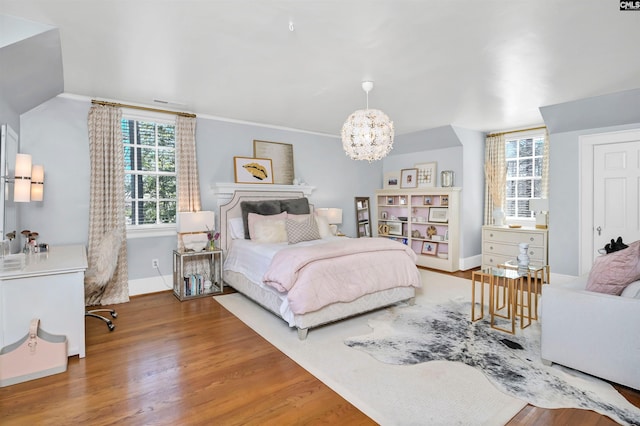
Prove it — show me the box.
[483,133,506,225]
[541,130,550,199]
[176,115,201,212]
[175,116,207,276]
[86,105,129,306]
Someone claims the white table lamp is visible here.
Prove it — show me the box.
[177,211,215,251]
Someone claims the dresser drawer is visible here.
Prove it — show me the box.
[483,242,545,261]
[483,228,545,246]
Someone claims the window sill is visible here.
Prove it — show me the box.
[126,225,176,239]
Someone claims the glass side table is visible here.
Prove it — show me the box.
[173,249,224,301]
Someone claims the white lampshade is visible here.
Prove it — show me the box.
[30,164,44,201]
[528,198,549,212]
[316,208,343,225]
[14,153,32,203]
[177,211,215,233]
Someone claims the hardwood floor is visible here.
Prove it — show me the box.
[1,275,638,425]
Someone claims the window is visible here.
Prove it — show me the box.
[504,132,545,219]
[122,114,177,228]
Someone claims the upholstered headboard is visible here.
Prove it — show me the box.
[219,190,314,252]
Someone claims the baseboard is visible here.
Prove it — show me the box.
[129,274,173,296]
[459,254,482,271]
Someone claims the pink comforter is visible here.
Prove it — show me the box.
[262,238,422,315]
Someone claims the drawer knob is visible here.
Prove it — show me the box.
[530,251,534,255]
[490,233,494,237]
[490,246,493,250]
[530,237,534,241]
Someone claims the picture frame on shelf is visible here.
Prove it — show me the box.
[400,168,418,188]
[441,196,449,206]
[234,156,274,184]
[253,140,294,185]
[428,207,449,223]
[387,196,394,205]
[388,222,402,236]
[383,171,400,189]
[421,241,438,255]
[399,195,407,205]
[424,196,432,205]
[381,211,388,219]
[415,162,437,187]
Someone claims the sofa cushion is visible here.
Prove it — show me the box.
[586,240,640,295]
[621,280,640,299]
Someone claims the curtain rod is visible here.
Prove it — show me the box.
[91,100,196,118]
[486,125,546,138]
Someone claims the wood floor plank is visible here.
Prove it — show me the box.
[0,279,637,425]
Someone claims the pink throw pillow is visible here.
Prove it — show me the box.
[586,240,640,295]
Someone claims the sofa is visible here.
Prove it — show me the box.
[540,274,640,390]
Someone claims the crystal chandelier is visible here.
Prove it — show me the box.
[341,81,394,162]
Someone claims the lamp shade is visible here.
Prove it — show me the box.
[316,208,343,225]
[528,198,549,212]
[14,153,32,203]
[177,211,215,233]
[30,164,44,201]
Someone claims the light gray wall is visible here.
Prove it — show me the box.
[19,95,381,280]
[383,125,486,269]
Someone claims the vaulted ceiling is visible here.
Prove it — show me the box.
[2,1,640,136]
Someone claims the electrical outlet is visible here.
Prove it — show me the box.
[152,259,159,269]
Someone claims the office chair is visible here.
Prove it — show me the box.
[85,229,122,331]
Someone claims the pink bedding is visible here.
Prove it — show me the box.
[262,238,421,315]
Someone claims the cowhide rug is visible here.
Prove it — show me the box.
[344,299,640,426]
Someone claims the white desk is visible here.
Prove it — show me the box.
[0,245,87,358]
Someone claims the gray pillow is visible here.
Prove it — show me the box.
[240,200,281,239]
[280,197,310,215]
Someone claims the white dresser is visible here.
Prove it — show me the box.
[482,226,548,269]
[0,245,88,358]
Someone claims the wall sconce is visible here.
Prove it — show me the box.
[14,153,32,203]
[30,165,44,201]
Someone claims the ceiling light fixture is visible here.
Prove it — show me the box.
[341,81,394,162]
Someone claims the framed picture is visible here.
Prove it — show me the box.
[424,196,432,205]
[387,197,394,205]
[383,171,400,189]
[428,207,449,223]
[399,196,407,205]
[381,211,388,219]
[415,162,437,187]
[234,156,274,184]
[400,168,418,188]
[441,196,449,206]
[253,140,294,184]
[388,222,402,236]
[421,241,438,256]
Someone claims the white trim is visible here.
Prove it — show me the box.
[58,93,339,138]
[459,254,481,271]
[579,128,640,275]
[126,225,176,239]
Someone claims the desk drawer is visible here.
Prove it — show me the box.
[483,242,545,262]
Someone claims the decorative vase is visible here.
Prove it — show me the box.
[518,243,530,269]
[493,208,505,226]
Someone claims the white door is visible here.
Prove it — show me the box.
[593,140,640,256]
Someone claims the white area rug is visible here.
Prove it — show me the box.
[216,270,527,425]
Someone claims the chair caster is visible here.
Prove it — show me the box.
[108,322,115,331]
[110,312,118,318]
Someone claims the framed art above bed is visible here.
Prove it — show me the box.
[234,156,274,184]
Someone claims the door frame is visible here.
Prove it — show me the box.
[579,128,640,275]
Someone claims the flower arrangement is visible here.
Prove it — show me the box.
[206,227,220,250]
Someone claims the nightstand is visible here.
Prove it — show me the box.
[173,249,223,301]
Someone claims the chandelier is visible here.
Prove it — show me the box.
[341,81,394,162]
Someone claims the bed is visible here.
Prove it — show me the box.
[220,190,421,339]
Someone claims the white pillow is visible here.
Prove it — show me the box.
[248,212,287,240]
[621,280,640,299]
[228,218,245,239]
[253,219,288,243]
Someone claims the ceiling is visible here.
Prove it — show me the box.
[2,1,640,136]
